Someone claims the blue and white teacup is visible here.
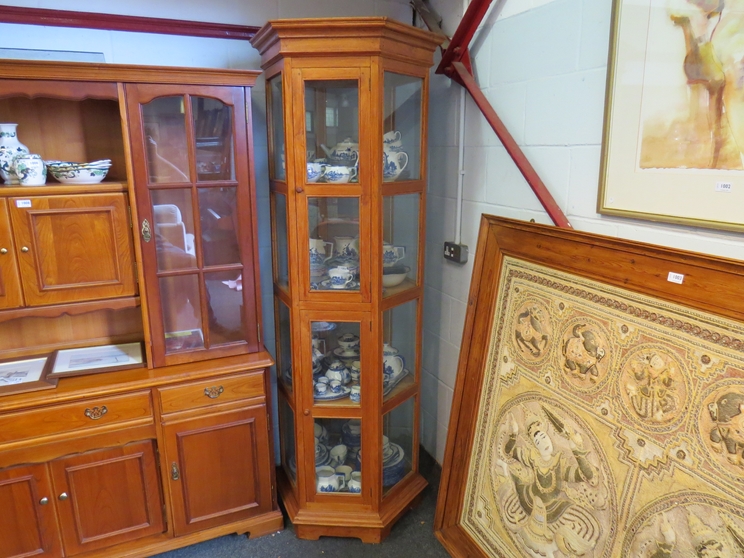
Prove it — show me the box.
[307,162,325,183]
[348,471,362,493]
[323,165,357,184]
[328,267,354,289]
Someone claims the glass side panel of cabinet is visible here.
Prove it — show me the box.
[204,270,245,345]
[382,397,415,495]
[279,397,296,484]
[159,274,204,352]
[383,298,417,401]
[305,80,359,183]
[277,298,292,393]
[383,73,422,182]
[272,192,289,290]
[269,75,286,182]
[382,193,419,297]
[151,189,197,272]
[192,96,234,182]
[198,187,240,266]
[311,320,360,408]
[314,418,361,496]
[308,197,360,292]
[141,96,190,183]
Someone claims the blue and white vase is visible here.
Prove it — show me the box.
[0,123,29,185]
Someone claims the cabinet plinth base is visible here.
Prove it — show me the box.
[278,469,428,544]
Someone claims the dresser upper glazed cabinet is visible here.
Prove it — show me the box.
[252,18,441,543]
[126,83,262,367]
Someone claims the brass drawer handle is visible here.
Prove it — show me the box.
[84,406,108,420]
[204,386,224,399]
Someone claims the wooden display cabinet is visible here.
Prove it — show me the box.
[252,18,441,542]
[0,60,281,558]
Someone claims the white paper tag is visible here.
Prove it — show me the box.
[15,199,31,208]
[667,272,684,284]
[716,182,732,192]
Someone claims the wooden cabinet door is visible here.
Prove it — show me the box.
[0,199,23,310]
[50,440,164,555]
[0,463,62,558]
[163,404,273,536]
[8,193,136,306]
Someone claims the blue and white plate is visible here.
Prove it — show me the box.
[317,279,360,291]
[312,321,337,332]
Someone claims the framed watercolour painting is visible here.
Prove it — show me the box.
[0,355,56,396]
[50,342,144,378]
[599,0,744,231]
[435,216,744,557]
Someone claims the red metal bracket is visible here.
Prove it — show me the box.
[414,0,572,228]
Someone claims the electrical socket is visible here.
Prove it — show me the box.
[443,241,468,264]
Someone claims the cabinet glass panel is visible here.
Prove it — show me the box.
[383,299,417,401]
[151,189,197,272]
[277,298,292,392]
[198,187,240,266]
[269,75,286,181]
[192,97,234,181]
[142,96,190,183]
[204,270,245,345]
[160,274,204,353]
[272,192,289,290]
[383,73,422,182]
[314,418,361,496]
[382,397,414,495]
[311,320,360,408]
[382,194,419,296]
[305,80,359,182]
[308,197,360,292]
[279,397,296,484]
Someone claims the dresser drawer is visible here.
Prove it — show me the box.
[158,371,265,415]
[0,391,153,445]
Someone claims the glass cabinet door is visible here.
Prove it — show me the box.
[382,73,423,182]
[307,197,360,292]
[272,192,289,291]
[313,418,362,496]
[304,80,359,183]
[269,74,286,182]
[276,297,293,393]
[127,85,258,366]
[310,319,361,409]
[382,193,420,297]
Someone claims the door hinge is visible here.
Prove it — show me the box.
[133,260,139,283]
[128,205,133,228]
[257,323,262,344]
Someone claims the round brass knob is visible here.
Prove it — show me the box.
[303,409,310,416]
[58,492,68,501]
[0,248,6,254]
[39,497,49,505]
[20,246,29,253]
[295,186,304,194]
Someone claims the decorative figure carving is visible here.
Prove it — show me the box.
[514,303,551,361]
[493,403,609,557]
[621,349,686,426]
[700,384,744,476]
[562,323,607,385]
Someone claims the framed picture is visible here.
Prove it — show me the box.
[50,342,144,378]
[0,355,56,396]
[435,216,744,557]
[599,0,744,231]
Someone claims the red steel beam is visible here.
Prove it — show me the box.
[452,61,572,229]
[436,0,494,78]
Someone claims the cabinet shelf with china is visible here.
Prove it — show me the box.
[253,17,441,542]
[0,60,281,557]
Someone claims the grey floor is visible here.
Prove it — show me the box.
[155,450,450,558]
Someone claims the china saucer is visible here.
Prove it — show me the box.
[312,321,337,332]
[333,347,360,359]
[314,385,351,401]
[319,279,360,290]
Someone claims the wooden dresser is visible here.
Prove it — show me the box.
[0,60,282,558]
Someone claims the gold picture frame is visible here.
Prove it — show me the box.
[598,0,744,231]
[435,216,744,557]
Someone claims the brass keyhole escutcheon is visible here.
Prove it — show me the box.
[141,218,152,242]
[171,462,180,481]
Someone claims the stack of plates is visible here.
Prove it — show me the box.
[46,159,112,184]
[355,442,407,487]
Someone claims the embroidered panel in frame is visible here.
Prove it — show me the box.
[460,256,744,558]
